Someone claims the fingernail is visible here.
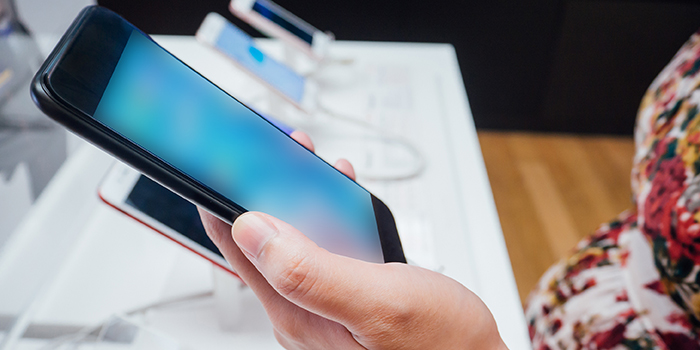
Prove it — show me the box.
[232,213,278,259]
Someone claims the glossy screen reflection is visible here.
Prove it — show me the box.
[93,31,383,263]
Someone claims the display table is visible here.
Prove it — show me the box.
[0,36,530,349]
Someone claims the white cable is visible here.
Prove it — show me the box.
[315,103,426,181]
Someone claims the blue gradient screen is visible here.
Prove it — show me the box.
[214,21,305,103]
[94,31,383,263]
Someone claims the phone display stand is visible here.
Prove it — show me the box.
[281,44,357,90]
[283,45,305,73]
[253,42,426,181]
[212,267,246,331]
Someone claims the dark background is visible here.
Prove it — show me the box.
[99,0,700,135]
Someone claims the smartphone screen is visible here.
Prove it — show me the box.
[92,30,383,263]
[251,0,314,45]
[210,19,305,104]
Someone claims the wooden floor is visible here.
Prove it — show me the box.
[477,131,636,305]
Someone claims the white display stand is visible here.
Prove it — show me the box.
[0,36,531,350]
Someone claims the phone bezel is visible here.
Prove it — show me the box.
[31,6,405,264]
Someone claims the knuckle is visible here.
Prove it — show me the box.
[272,252,318,299]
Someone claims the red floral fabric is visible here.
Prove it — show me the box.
[526,30,700,349]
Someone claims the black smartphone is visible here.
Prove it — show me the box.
[31,6,405,264]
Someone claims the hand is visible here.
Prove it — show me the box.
[199,131,508,350]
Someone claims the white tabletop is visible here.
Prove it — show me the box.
[0,36,530,349]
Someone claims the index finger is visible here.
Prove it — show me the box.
[291,130,314,152]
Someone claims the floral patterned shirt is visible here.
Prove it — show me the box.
[526,30,700,350]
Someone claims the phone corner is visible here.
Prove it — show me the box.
[371,194,407,264]
[29,71,55,118]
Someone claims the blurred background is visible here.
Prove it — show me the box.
[6,0,700,302]
[92,0,700,134]
[12,0,700,135]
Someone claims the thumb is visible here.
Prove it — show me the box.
[232,211,385,323]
